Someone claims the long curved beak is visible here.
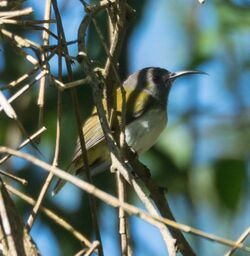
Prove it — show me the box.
[170,70,208,80]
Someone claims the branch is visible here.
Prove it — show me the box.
[225,226,250,256]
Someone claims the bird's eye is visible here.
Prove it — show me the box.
[153,75,162,84]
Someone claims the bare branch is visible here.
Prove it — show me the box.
[0,7,33,19]
[0,169,27,185]
[225,227,250,256]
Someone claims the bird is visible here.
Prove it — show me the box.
[52,67,205,195]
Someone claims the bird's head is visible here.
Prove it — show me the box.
[123,67,206,106]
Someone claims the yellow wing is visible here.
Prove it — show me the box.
[73,86,153,160]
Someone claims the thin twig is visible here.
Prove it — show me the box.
[0,84,44,157]
[0,71,48,113]
[0,169,27,185]
[51,76,92,90]
[37,0,52,134]
[13,46,39,65]
[0,7,33,19]
[0,126,46,165]
[117,171,129,255]
[0,18,54,26]
[0,48,58,91]
[2,68,38,89]
[225,226,250,256]
[91,17,120,84]
[0,28,41,50]
[74,241,100,256]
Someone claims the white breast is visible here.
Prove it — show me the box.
[125,108,167,154]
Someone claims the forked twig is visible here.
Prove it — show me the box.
[0,169,27,185]
[225,227,250,256]
[0,126,46,165]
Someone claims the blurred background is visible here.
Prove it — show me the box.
[0,0,250,255]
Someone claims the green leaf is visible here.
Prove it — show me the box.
[214,158,247,211]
